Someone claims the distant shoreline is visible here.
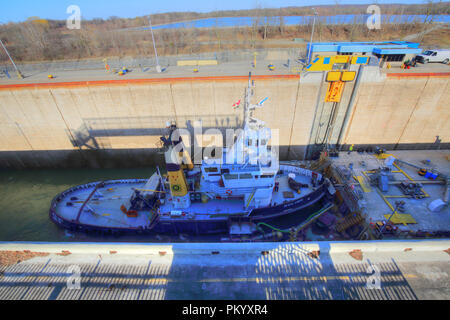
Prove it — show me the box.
[139,14,450,30]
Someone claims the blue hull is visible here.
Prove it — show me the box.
[151,184,330,234]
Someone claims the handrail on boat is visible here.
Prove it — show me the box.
[246,189,256,208]
[133,188,166,193]
[75,181,104,223]
[256,202,334,235]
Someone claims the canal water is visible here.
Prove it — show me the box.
[151,14,450,30]
[0,167,160,243]
[0,167,330,243]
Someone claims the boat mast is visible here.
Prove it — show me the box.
[244,72,257,130]
[243,72,265,131]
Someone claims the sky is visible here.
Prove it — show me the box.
[0,0,434,23]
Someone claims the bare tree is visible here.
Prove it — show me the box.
[214,18,222,50]
[424,0,435,23]
[279,14,285,36]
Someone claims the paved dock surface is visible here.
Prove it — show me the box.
[1,57,448,85]
[330,150,450,233]
[0,60,292,85]
[0,241,448,300]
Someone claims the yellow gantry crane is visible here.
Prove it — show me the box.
[303,54,369,102]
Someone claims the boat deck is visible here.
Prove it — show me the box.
[54,181,151,229]
[271,174,314,206]
[53,168,319,229]
[159,199,246,220]
[159,172,315,220]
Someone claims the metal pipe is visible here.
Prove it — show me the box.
[334,179,445,188]
[133,188,166,193]
[0,39,23,78]
[393,162,429,197]
[324,101,340,149]
[156,166,166,193]
[336,64,363,148]
[249,231,283,241]
[304,71,326,160]
[148,16,161,73]
[306,8,318,64]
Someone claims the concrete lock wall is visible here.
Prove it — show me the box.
[0,72,448,169]
[343,75,450,149]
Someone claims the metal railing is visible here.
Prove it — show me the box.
[0,48,302,79]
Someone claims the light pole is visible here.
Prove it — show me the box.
[148,15,161,73]
[0,39,23,79]
[307,8,318,64]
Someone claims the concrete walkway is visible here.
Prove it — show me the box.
[0,240,449,300]
[1,56,448,86]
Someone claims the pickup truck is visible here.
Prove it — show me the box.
[415,49,450,64]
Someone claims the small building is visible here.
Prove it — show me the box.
[307,41,422,67]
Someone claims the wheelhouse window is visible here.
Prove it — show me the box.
[385,54,405,62]
[224,174,238,180]
[375,53,405,62]
[239,173,253,179]
[204,167,218,173]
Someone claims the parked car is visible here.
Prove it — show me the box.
[415,49,450,64]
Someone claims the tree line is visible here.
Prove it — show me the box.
[0,2,448,63]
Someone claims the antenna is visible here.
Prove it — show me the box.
[244,72,252,126]
[307,7,319,64]
[243,72,265,131]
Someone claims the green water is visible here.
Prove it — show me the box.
[0,167,158,242]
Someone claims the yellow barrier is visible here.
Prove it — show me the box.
[341,71,356,82]
[305,55,368,71]
[177,60,218,66]
[326,71,341,82]
[355,176,371,193]
[325,81,344,102]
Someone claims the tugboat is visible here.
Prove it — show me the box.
[49,74,335,236]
